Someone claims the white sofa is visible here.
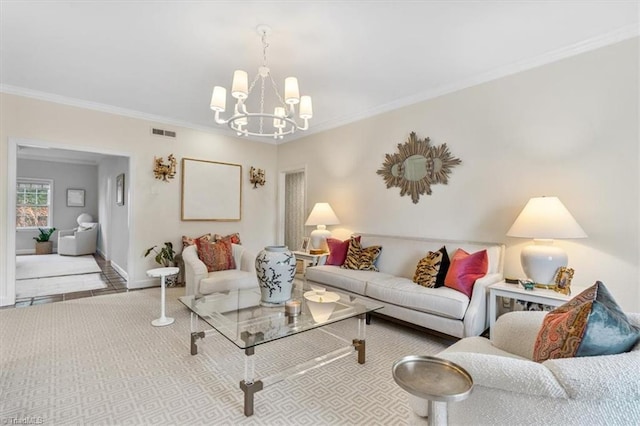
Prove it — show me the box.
[409,311,640,425]
[182,244,258,297]
[305,234,504,338]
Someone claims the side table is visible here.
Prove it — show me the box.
[146,266,179,327]
[392,355,473,426]
[488,281,584,339]
[292,251,328,275]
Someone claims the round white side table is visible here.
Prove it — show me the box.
[146,266,179,327]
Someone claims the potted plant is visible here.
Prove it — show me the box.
[34,227,56,255]
[143,242,179,286]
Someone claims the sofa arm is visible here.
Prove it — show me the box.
[58,228,76,238]
[440,351,568,398]
[463,272,503,337]
[544,351,640,400]
[492,311,546,359]
[238,247,256,273]
[182,245,208,296]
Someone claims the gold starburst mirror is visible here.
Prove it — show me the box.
[377,132,461,203]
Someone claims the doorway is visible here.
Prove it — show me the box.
[278,168,306,252]
[4,138,133,306]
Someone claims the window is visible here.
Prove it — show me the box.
[16,179,53,228]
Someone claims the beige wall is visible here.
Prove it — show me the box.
[0,94,278,305]
[278,38,640,311]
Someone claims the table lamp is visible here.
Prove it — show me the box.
[506,196,587,286]
[305,202,340,253]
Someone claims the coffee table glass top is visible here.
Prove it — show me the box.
[179,280,383,349]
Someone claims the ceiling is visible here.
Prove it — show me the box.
[1,1,638,144]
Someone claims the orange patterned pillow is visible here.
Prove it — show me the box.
[195,239,236,272]
[214,233,241,245]
[182,233,212,248]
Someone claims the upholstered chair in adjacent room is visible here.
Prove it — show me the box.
[58,213,99,256]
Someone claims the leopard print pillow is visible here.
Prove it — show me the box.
[413,250,443,287]
[342,237,382,271]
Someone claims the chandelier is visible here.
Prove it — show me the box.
[209,25,313,140]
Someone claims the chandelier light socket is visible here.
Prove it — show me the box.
[284,77,300,104]
[231,70,249,99]
[210,86,227,112]
[299,96,313,119]
[273,107,286,128]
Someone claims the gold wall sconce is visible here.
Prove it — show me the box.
[249,166,266,188]
[154,154,177,182]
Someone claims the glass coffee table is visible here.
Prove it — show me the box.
[179,280,383,417]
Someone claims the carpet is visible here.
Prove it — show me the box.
[15,254,101,279]
[15,273,107,299]
[0,288,452,425]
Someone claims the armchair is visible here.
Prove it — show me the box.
[409,311,640,425]
[58,222,98,256]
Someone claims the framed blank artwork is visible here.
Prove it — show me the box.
[67,189,85,207]
[181,158,242,221]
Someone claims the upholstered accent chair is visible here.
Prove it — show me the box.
[409,311,640,425]
[58,214,98,256]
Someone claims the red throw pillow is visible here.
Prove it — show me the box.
[325,236,361,266]
[444,249,488,297]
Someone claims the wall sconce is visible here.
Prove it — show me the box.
[249,166,266,188]
[153,154,177,182]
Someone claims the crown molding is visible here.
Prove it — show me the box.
[3,25,638,145]
[300,25,640,139]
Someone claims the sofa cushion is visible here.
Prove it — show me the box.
[306,265,394,295]
[435,246,450,287]
[533,281,640,362]
[342,237,382,271]
[413,250,442,287]
[366,276,470,320]
[198,270,257,295]
[444,249,488,297]
[326,236,361,266]
[196,239,236,272]
[214,232,241,245]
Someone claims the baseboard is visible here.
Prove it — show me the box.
[16,249,35,255]
[110,261,128,280]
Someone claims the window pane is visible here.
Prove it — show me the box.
[16,180,52,228]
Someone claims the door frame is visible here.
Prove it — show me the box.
[3,137,134,306]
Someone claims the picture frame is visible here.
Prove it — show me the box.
[554,266,574,295]
[181,158,242,221]
[116,173,125,206]
[66,189,85,207]
[301,237,310,253]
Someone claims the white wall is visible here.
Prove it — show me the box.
[0,94,278,304]
[278,38,639,311]
[15,158,99,253]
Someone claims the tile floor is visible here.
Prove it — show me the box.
[11,254,129,308]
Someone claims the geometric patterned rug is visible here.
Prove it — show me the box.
[0,288,452,425]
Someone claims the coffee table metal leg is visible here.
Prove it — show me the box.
[240,346,263,416]
[190,331,205,356]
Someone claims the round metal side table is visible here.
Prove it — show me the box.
[392,355,473,426]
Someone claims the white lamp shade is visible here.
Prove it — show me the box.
[507,196,586,285]
[231,70,248,99]
[284,77,300,104]
[210,86,227,112]
[305,203,340,226]
[305,203,340,251]
[299,96,313,119]
[506,196,587,239]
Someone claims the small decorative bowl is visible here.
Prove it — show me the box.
[519,279,535,291]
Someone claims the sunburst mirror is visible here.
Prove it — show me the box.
[376,132,461,204]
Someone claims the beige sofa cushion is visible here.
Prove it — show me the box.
[305,265,394,295]
[366,276,470,320]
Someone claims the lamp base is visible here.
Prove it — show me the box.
[520,240,567,285]
[309,226,331,252]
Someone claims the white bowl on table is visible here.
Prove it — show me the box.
[303,290,340,322]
